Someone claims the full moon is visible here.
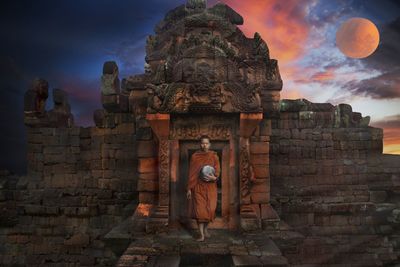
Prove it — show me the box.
[336,17,380,59]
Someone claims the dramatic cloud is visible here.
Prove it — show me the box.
[218,0,314,62]
[1,0,400,173]
[344,71,400,99]
[214,0,320,100]
[372,114,400,129]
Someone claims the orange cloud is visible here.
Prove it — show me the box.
[383,128,400,154]
[383,127,400,146]
[311,69,335,82]
[215,0,313,62]
[209,1,400,155]
[212,0,318,97]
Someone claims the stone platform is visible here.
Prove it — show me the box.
[116,229,288,267]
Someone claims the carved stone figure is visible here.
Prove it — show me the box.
[101,61,120,96]
[24,78,49,116]
[48,89,74,127]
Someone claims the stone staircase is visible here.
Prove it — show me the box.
[114,228,288,266]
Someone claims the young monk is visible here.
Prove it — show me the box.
[186,135,220,242]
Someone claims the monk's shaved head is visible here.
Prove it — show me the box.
[200,135,211,151]
[200,135,211,143]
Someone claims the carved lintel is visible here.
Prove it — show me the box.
[240,113,263,138]
[170,115,234,140]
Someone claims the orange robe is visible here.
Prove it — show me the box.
[187,150,220,223]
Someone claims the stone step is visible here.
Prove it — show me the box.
[104,202,139,256]
[146,255,180,267]
[260,255,289,267]
[232,255,288,267]
[116,254,148,267]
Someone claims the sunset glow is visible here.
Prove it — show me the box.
[213,0,400,155]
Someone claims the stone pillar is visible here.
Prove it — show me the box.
[145,113,170,232]
[239,113,263,230]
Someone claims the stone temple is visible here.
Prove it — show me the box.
[1,0,400,266]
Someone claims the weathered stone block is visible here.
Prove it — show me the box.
[330,215,348,226]
[260,204,279,219]
[139,192,157,204]
[369,191,387,203]
[259,119,272,136]
[64,233,90,247]
[250,154,269,165]
[250,142,269,154]
[232,255,262,266]
[250,192,270,204]
[136,140,157,157]
[136,127,153,140]
[98,179,112,189]
[139,172,158,180]
[250,180,269,193]
[138,179,159,192]
[138,158,158,173]
[254,165,269,178]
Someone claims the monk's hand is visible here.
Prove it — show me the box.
[186,190,191,200]
[204,174,217,182]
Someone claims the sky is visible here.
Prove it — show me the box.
[0,0,399,174]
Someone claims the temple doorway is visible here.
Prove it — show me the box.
[170,140,238,230]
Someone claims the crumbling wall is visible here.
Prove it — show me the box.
[0,123,138,266]
[270,104,400,265]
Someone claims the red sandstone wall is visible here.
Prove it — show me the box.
[248,119,273,220]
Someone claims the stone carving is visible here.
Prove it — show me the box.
[171,123,200,139]
[239,140,253,199]
[208,3,244,25]
[186,0,206,11]
[171,116,233,140]
[100,61,130,113]
[266,59,282,84]
[159,139,170,195]
[221,83,262,113]
[146,83,191,113]
[146,81,262,114]
[101,61,120,96]
[253,32,270,62]
[24,78,49,117]
[208,124,230,139]
[24,79,74,128]
[48,89,74,128]
[135,0,283,115]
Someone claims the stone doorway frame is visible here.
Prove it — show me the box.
[145,113,263,232]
